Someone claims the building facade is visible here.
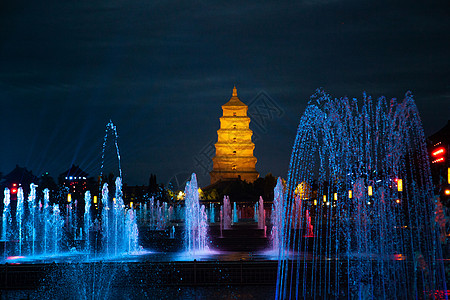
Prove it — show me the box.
[210,87,259,184]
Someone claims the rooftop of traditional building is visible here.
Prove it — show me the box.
[222,86,247,107]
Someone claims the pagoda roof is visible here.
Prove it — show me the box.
[222,86,247,107]
[1,165,38,185]
[59,164,89,179]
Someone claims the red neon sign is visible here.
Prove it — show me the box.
[432,147,446,157]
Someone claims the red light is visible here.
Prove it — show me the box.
[432,158,445,164]
[432,147,445,157]
[11,188,17,194]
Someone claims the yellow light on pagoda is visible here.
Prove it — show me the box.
[447,168,450,184]
[113,197,116,204]
[313,199,317,205]
[396,199,401,204]
[323,195,327,203]
[397,179,403,192]
[130,202,133,209]
[348,190,352,199]
[93,196,98,204]
[445,189,450,196]
[368,186,373,196]
[67,193,72,203]
[334,193,337,201]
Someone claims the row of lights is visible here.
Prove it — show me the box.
[309,179,404,206]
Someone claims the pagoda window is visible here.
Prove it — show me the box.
[233,112,236,116]
[232,165,237,170]
[232,150,236,155]
[233,137,237,143]
[233,124,236,129]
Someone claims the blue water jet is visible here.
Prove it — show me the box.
[276,90,447,299]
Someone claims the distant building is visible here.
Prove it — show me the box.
[59,164,89,197]
[1,165,38,199]
[427,120,450,201]
[210,87,259,184]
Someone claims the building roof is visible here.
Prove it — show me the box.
[222,86,247,107]
[59,164,89,179]
[428,120,450,144]
[1,165,38,186]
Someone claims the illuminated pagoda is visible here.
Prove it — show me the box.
[210,87,259,184]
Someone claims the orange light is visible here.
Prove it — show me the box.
[395,199,401,204]
[67,193,72,203]
[445,189,450,196]
[432,147,445,156]
[448,168,450,185]
[12,183,17,187]
[348,190,352,199]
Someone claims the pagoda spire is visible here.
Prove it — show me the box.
[232,86,237,97]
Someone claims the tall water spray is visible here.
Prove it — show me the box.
[27,183,37,255]
[184,173,208,253]
[16,187,24,255]
[84,191,92,253]
[2,188,11,242]
[223,196,231,229]
[276,90,447,299]
[271,178,284,252]
[101,183,110,255]
[43,188,51,253]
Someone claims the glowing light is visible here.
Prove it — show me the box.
[130,202,133,209]
[397,179,403,192]
[177,191,185,200]
[448,168,450,184]
[348,190,352,199]
[11,188,17,194]
[445,189,450,196]
[93,196,98,204]
[295,182,311,199]
[368,186,373,196]
[12,183,17,187]
[67,193,71,203]
[113,197,116,204]
[7,256,25,260]
[334,193,337,201]
[326,201,330,206]
[313,199,317,205]
[432,158,445,164]
[432,147,445,156]
[396,199,401,204]
[323,195,327,202]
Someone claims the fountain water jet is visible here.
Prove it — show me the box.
[184,173,208,253]
[276,90,447,299]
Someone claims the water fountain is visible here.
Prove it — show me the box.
[223,196,231,229]
[184,173,208,253]
[276,90,447,299]
[2,188,11,242]
[257,196,265,230]
[271,178,284,252]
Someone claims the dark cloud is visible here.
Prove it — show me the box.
[0,0,449,186]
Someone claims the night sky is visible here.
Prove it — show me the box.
[0,1,449,188]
